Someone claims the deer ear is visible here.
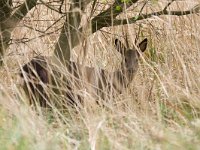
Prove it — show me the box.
[115,39,126,54]
[138,38,148,52]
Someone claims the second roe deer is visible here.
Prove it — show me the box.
[20,38,148,107]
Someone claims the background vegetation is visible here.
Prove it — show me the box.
[0,0,200,149]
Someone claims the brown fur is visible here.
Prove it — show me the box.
[20,38,148,107]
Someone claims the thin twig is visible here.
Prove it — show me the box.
[163,0,176,12]
[59,0,64,13]
[97,4,200,30]
[39,0,65,14]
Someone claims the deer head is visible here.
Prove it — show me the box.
[114,38,148,81]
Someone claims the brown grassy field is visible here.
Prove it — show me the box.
[0,0,200,149]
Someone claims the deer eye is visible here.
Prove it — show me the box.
[124,58,127,63]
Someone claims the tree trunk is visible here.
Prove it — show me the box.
[54,0,91,66]
[0,0,38,66]
[0,0,12,65]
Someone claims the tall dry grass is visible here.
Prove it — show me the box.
[0,0,200,149]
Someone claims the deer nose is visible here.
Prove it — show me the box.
[127,68,137,74]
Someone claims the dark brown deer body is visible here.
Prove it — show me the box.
[20,56,49,107]
[20,38,147,107]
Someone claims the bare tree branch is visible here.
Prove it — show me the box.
[92,3,200,31]
[0,0,12,22]
[92,0,139,32]
[163,0,176,12]
[0,0,38,66]
[39,0,63,14]
[11,0,37,23]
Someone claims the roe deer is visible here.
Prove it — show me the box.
[20,56,49,107]
[20,38,148,107]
